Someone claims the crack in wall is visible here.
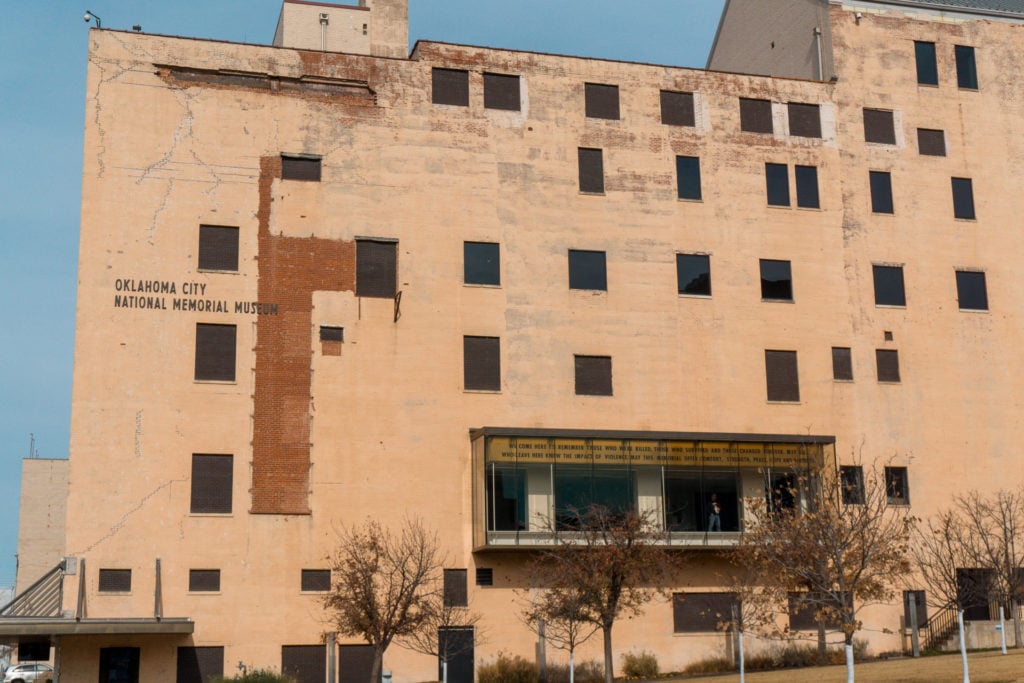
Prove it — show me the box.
[72,477,188,555]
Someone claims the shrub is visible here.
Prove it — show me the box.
[621,650,658,678]
[546,660,604,683]
[682,656,734,675]
[477,653,539,683]
[744,651,778,671]
[212,670,296,683]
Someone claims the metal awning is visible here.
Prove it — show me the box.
[0,617,193,637]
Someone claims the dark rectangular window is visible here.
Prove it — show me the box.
[832,347,853,381]
[282,645,326,683]
[952,177,976,220]
[483,73,520,111]
[760,259,793,301]
[915,41,938,86]
[660,90,695,127]
[188,569,221,592]
[463,336,501,391]
[765,163,790,207]
[432,68,469,106]
[917,128,946,156]
[176,646,224,683]
[788,103,821,138]
[301,569,331,592]
[356,239,397,298]
[840,465,864,504]
[319,326,344,342]
[575,355,613,396]
[444,569,468,607]
[795,165,819,208]
[956,271,988,311]
[194,323,236,382]
[872,265,906,306]
[677,254,711,297]
[338,645,375,683]
[765,350,799,402]
[475,568,493,586]
[869,171,894,214]
[198,225,239,272]
[568,249,607,291]
[955,45,978,89]
[98,569,132,593]
[789,593,843,630]
[676,156,702,200]
[281,155,321,182]
[672,593,738,633]
[876,349,901,383]
[578,148,604,193]
[886,466,910,504]
[585,83,620,120]
[190,454,233,514]
[863,108,896,144]
[904,590,928,630]
[464,241,500,286]
[739,98,773,134]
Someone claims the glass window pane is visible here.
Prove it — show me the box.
[676,156,702,200]
[569,250,607,291]
[760,259,793,301]
[795,165,819,209]
[676,254,711,296]
[869,171,894,214]
[955,45,978,89]
[915,41,938,85]
[873,265,906,306]
[956,271,988,311]
[464,242,500,286]
[765,163,790,206]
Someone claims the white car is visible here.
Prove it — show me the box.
[2,663,52,683]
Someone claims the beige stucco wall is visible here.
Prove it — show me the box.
[64,5,1024,679]
[16,459,67,595]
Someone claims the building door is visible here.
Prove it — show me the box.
[99,647,140,683]
[957,568,995,621]
[438,627,474,683]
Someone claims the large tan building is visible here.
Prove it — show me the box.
[4,0,1024,680]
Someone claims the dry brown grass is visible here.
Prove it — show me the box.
[657,648,1024,682]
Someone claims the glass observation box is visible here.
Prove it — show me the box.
[470,428,835,550]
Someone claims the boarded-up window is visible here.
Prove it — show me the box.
[795,165,819,208]
[869,171,894,214]
[739,98,773,133]
[444,569,468,607]
[463,336,500,391]
[198,225,239,272]
[840,465,864,504]
[568,249,607,291]
[765,163,790,206]
[918,128,946,156]
[765,350,799,402]
[464,241,500,286]
[338,645,375,683]
[677,254,711,297]
[432,68,469,106]
[873,265,906,306]
[952,177,976,219]
[320,326,344,342]
[282,645,326,683]
[788,102,821,138]
[955,45,978,89]
[483,73,520,111]
[585,83,619,120]
[176,646,224,683]
[475,568,493,586]
[98,569,132,593]
[578,148,604,193]
[575,355,612,396]
[876,349,901,383]
[904,590,928,629]
[788,593,843,630]
[281,155,321,182]
[189,569,221,592]
[356,239,397,298]
[886,466,910,504]
[676,156,702,200]
[672,592,738,633]
[760,259,793,301]
[916,41,938,85]
[194,323,236,382]
[190,454,233,514]
[863,109,896,144]
[956,271,988,311]
[301,569,331,592]
[660,90,695,127]
[832,347,853,381]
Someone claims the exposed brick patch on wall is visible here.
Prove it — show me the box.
[252,155,355,514]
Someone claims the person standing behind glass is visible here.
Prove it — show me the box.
[707,493,722,532]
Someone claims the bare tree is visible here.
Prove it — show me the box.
[533,505,676,683]
[733,463,915,683]
[521,570,600,683]
[323,518,444,683]
[400,598,483,683]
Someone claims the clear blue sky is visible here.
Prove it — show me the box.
[0,0,725,589]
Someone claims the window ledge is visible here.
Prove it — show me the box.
[796,206,822,211]
[957,87,979,93]
[189,513,233,518]
[677,197,703,203]
[874,304,906,309]
[188,591,222,596]
[196,269,239,275]
[959,308,989,313]
[767,400,801,405]
[871,211,896,216]
[877,381,902,385]
[678,293,712,299]
[833,379,855,383]
[761,298,795,304]
[193,379,238,385]
[464,389,502,394]
[97,592,132,596]
[578,191,606,197]
[463,283,501,289]
[954,217,977,222]
[576,394,614,398]
[766,203,791,209]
